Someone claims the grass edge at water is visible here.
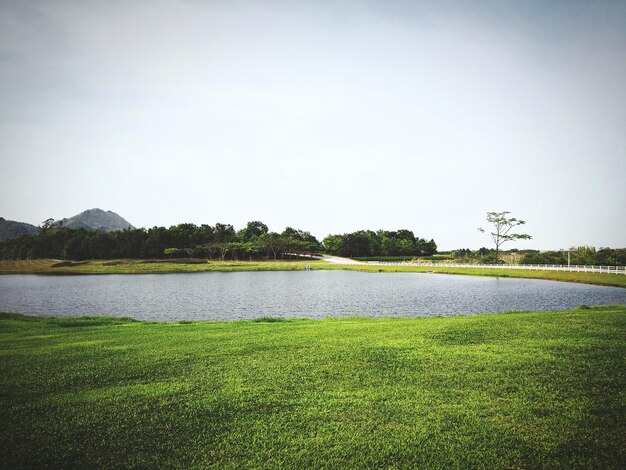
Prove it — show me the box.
[1,258,625,288]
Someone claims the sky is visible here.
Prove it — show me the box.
[0,0,624,250]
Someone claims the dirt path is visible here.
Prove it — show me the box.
[316,255,364,265]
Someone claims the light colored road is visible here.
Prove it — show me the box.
[315,256,625,275]
[316,255,365,265]
[314,256,624,275]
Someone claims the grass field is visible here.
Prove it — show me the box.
[0,258,322,274]
[3,258,624,288]
[335,264,626,288]
[1,306,625,468]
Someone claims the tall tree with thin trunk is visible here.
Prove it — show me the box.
[478,211,531,264]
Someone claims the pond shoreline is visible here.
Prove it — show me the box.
[2,303,624,324]
[1,258,625,287]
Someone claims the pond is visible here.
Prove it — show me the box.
[0,271,624,321]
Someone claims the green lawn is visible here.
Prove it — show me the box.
[1,259,625,287]
[336,264,626,288]
[1,306,625,468]
[0,258,323,274]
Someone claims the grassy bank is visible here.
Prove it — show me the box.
[1,306,625,468]
[336,264,626,288]
[1,258,625,287]
[0,258,322,274]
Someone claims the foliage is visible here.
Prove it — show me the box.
[0,221,322,262]
[521,246,626,266]
[0,221,440,263]
[323,229,436,258]
[443,246,626,267]
[237,221,269,241]
[3,258,625,287]
[1,307,625,468]
[521,250,567,265]
[478,211,531,263]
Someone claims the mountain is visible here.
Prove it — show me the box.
[55,209,135,232]
[0,217,39,242]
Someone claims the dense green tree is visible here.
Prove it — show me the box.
[570,246,596,265]
[63,231,90,260]
[595,248,626,266]
[424,239,437,256]
[520,251,566,265]
[323,229,436,258]
[169,224,198,248]
[282,227,320,248]
[88,232,115,259]
[261,232,283,260]
[195,224,215,245]
[114,229,146,258]
[214,223,236,243]
[238,221,269,241]
[322,235,345,256]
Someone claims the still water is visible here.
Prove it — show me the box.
[0,271,624,321]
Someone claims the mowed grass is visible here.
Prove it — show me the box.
[1,259,625,287]
[1,306,625,468]
[336,264,626,288]
[0,258,322,274]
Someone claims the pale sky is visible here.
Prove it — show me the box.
[1,0,624,250]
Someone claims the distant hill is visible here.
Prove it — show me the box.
[54,209,135,232]
[0,217,39,242]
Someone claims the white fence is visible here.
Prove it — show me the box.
[363,261,626,275]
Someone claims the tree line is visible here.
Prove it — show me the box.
[323,230,437,258]
[519,247,626,266]
[450,247,626,266]
[0,221,440,262]
[0,221,322,261]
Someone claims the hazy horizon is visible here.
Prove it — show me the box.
[1,0,625,250]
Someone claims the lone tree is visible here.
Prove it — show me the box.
[39,218,55,235]
[478,211,531,264]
